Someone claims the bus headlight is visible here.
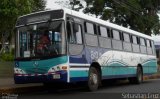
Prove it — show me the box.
[48,64,68,74]
[48,67,56,74]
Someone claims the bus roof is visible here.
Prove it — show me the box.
[17,8,153,40]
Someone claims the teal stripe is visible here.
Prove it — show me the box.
[70,70,88,78]
[19,56,68,74]
[102,66,136,76]
[102,59,157,76]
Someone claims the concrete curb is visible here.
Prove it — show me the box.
[143,74,160,80]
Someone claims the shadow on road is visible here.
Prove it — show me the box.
[17,79,153,95]
[3,79,154,99]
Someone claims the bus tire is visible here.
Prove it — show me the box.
[129,66,143,84]
[88,67,100,91]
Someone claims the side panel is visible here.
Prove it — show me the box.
[69,47,157,82]
[69,47,89,82]
[98,50,157,79]
[66,14,157,83]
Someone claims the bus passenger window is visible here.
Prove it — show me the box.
[99,26,108,37]
[113,30,120,40]
[67,22,83,44]
[107,28,111,37]
[140,38,145,46]
[85,22,95,35]
[137,37,140,44]
[123,33,130,42]
[146,40,150,47]
[132,36,138,44]
[73,24,82,44]
[67,21,71,42]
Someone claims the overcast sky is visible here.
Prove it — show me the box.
[46,0,63,9]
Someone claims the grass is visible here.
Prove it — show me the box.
[0,62,14,78]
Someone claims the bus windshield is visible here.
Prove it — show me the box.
[16,20,66,58]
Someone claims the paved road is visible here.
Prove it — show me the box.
[2,79,160,99]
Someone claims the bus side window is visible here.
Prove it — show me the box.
[67,21,72,43]
[132,36,138,44]
[123,33,130,43]
[130,35,133,43]
[72,23,83,44]
[113,30,120,40]
[107,28,111,38]
[85,22,95,35]
[99,26,108,37]
[67,21,83,44]
[111,29,113,38]
[99,26,111,38]
[120,32,124,41]
[140,38,145,46]
[137,37,140,45]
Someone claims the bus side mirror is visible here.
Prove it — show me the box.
[73,23,79,33]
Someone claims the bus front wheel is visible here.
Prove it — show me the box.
[88,67,100,91]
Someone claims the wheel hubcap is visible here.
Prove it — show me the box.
[138,69,142,82]
[90,73,98,85]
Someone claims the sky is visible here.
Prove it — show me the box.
[46,0,160,44]
[46,0,63,9]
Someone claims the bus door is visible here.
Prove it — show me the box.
[67,19,86,63]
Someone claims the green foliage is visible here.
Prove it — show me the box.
[70,0,84,11]
[32,0,46,12]
[84,0,160,35]
[84,0,105,17]
[0,53,14,61]
[0,0,46,51]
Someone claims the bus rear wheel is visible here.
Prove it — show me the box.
[88,67,100,91]
[129,66,143,84]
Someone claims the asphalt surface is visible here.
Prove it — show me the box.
[1,79,160,99]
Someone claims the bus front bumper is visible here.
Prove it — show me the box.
[14,71,67,84]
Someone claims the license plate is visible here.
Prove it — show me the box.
[53,74,60,79]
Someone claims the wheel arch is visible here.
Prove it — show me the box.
[90,62,102,80]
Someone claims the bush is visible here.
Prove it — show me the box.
[0,53,14,61]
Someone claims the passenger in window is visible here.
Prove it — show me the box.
[37,30,50,54]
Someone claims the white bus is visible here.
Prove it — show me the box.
[14,8,157,91]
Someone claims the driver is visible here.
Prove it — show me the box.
[37,30,50,54]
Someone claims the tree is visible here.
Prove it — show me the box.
[70,0,84,11]
[0,0,46,54]
[84,0,105,17]
[84,0,160,36]
[55,0,83,11]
